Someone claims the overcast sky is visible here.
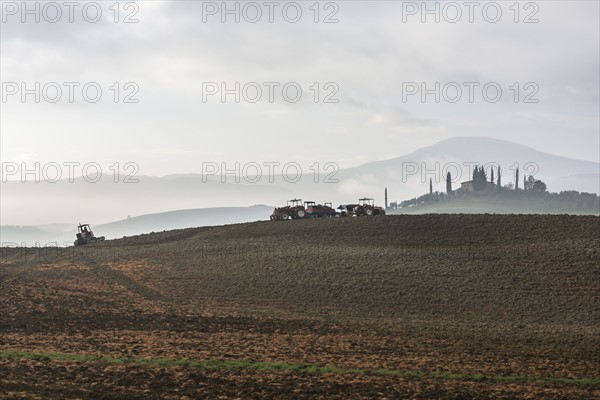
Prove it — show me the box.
[1,0,599,178]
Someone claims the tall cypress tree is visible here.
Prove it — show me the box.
[429,178,433,194]
[490,167,494,185]
[473,165,488,191]
[515,167,519,189]
[446,172,452,194]
[497,166,501,187]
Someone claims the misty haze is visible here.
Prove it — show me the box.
[1,1,599,399]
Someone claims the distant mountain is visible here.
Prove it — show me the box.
[359,136,597,175]
[335,136,599,201]
[35,223,76,233]
[0,175,288,226]
[0,205,274,246]
[95,205,273,238]
[0,226,60,245]
[1,136,597,225]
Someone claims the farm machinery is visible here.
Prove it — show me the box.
[337,204,359,217]
[271,199,339,220]
[303,201,338,218]
[271,198,386,220]
[270,199,307,220]
[74,223,105,246]
[336,199,385,217]
[352,198,386,216]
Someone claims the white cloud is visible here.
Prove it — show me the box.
[1,0,598,174]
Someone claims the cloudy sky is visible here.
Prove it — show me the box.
[1,0,599,178]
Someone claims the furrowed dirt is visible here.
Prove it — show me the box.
[1,215,599,399]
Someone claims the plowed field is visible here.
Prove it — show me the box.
[1,215,599,399]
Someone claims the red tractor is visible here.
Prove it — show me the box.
[304,201,338,218]
[270,199,307,220]
[74,223,105,246]
[352,198,386,216]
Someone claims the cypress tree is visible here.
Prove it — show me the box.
[490,167,494,185]
[429,178,433,194]
[446,172,452,194]
[497,166,501,187]
[473,165,488,191]
[515,167,519,189]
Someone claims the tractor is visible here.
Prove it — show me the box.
[352,198,386,216]
[304,201,337,218]
[74,223,105,246]
[270,199,307,220]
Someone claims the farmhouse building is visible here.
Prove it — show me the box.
[460,180,475,192]
[459,180,497,192]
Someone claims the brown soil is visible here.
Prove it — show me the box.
[1,215,599,399]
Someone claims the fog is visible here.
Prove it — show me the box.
[1,1,599,230]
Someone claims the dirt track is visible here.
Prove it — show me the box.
[1,215,599,399]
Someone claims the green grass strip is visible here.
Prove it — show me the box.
[1,350,598,387]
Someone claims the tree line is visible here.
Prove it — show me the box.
[443,164,546,193]
[396,163,597,212]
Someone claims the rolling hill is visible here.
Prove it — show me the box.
[2,215,599,398]
[1,136,598,227]
[0,205,273,246]
[336,136,599,200]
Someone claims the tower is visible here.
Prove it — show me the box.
[385,187,388,210]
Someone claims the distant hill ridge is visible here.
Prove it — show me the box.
[1,205,274,246]
[1,136,598,228]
